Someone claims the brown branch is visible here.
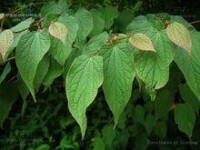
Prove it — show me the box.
[190,20,200,24]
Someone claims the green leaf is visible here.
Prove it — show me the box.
[10,18,34,32]
[43,58,62,87]
[0,30,14,61]
[75,8,93,46]
[16,30,50,101]
[133,105,145,125]
[167,22,192,52]
[154,90,173,120]
[34,56,50,90]
[0,82,18,127]
[90,10,105,36]
[175,31,200,101]
[170,16,195,30]
[10,30,28,51]
[174,103,196,138]
[154,121,167,139]
[102,125,116,148]
[98,6,118,30]
[144,114,155,136]
[17,76,29,115]
[48,22,67,43]
[127,15,158,35]
[83,32,109,55]
[66,55,103,138]
[129,33,155,52]
[179,84,200,114]
[100,42,135,125]
[41,0,69,18]
[0,63,11,85]
[50,15,78,66]
[133,31,175,92]
[93,137,105,150]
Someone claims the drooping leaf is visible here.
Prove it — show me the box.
[98,6,118,30]
[133,31,175,94]
[0,30,14,61]
[127,15,158,35]
[174,103,196,138]
[75,8,93,46]
[100,42,135,125]
[179,84,200,114]
[10,30,28,51]
[43,58,62,87]
[0,82,18,127]
[83,32,109,55]
[175,31,200,101]
[66,55,103,138]
[129,33,155,52]
[154,90,173,120]
[34,56,50,90]
[17,75,29,115]
[167,22,192,52]
[90,10,105,36]
[16,30,50,101]
[0,63,11,85]
[48,22,67,43]
[50,14,78,66]
[10,18,34,33]
[41,0,69,18]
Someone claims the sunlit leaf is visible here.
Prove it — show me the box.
[0,30,14,61]
[49,22,68,43]
[167,22,192,52]
[129,33,155,52]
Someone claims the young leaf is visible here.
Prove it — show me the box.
[129,33,155,52]
[49,22,68,43]
[16,30,50,101]
[167,22,192,52]
[133,31,175,92]
[50,15,78,66]
[174,103,196,138]
[10,18,34,33]
[100,42,135,125]
[66,55,103,138]
[0,30,14,61]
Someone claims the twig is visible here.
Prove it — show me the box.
[190,20,200,24]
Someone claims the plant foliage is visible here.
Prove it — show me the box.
[0,0,200,149]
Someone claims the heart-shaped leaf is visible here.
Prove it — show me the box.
[48,22,68,43]
[129,33,155,52]
[167,22,192,52]
[0,30,14,61]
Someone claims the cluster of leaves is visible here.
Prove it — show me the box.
[0,0,200,148]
